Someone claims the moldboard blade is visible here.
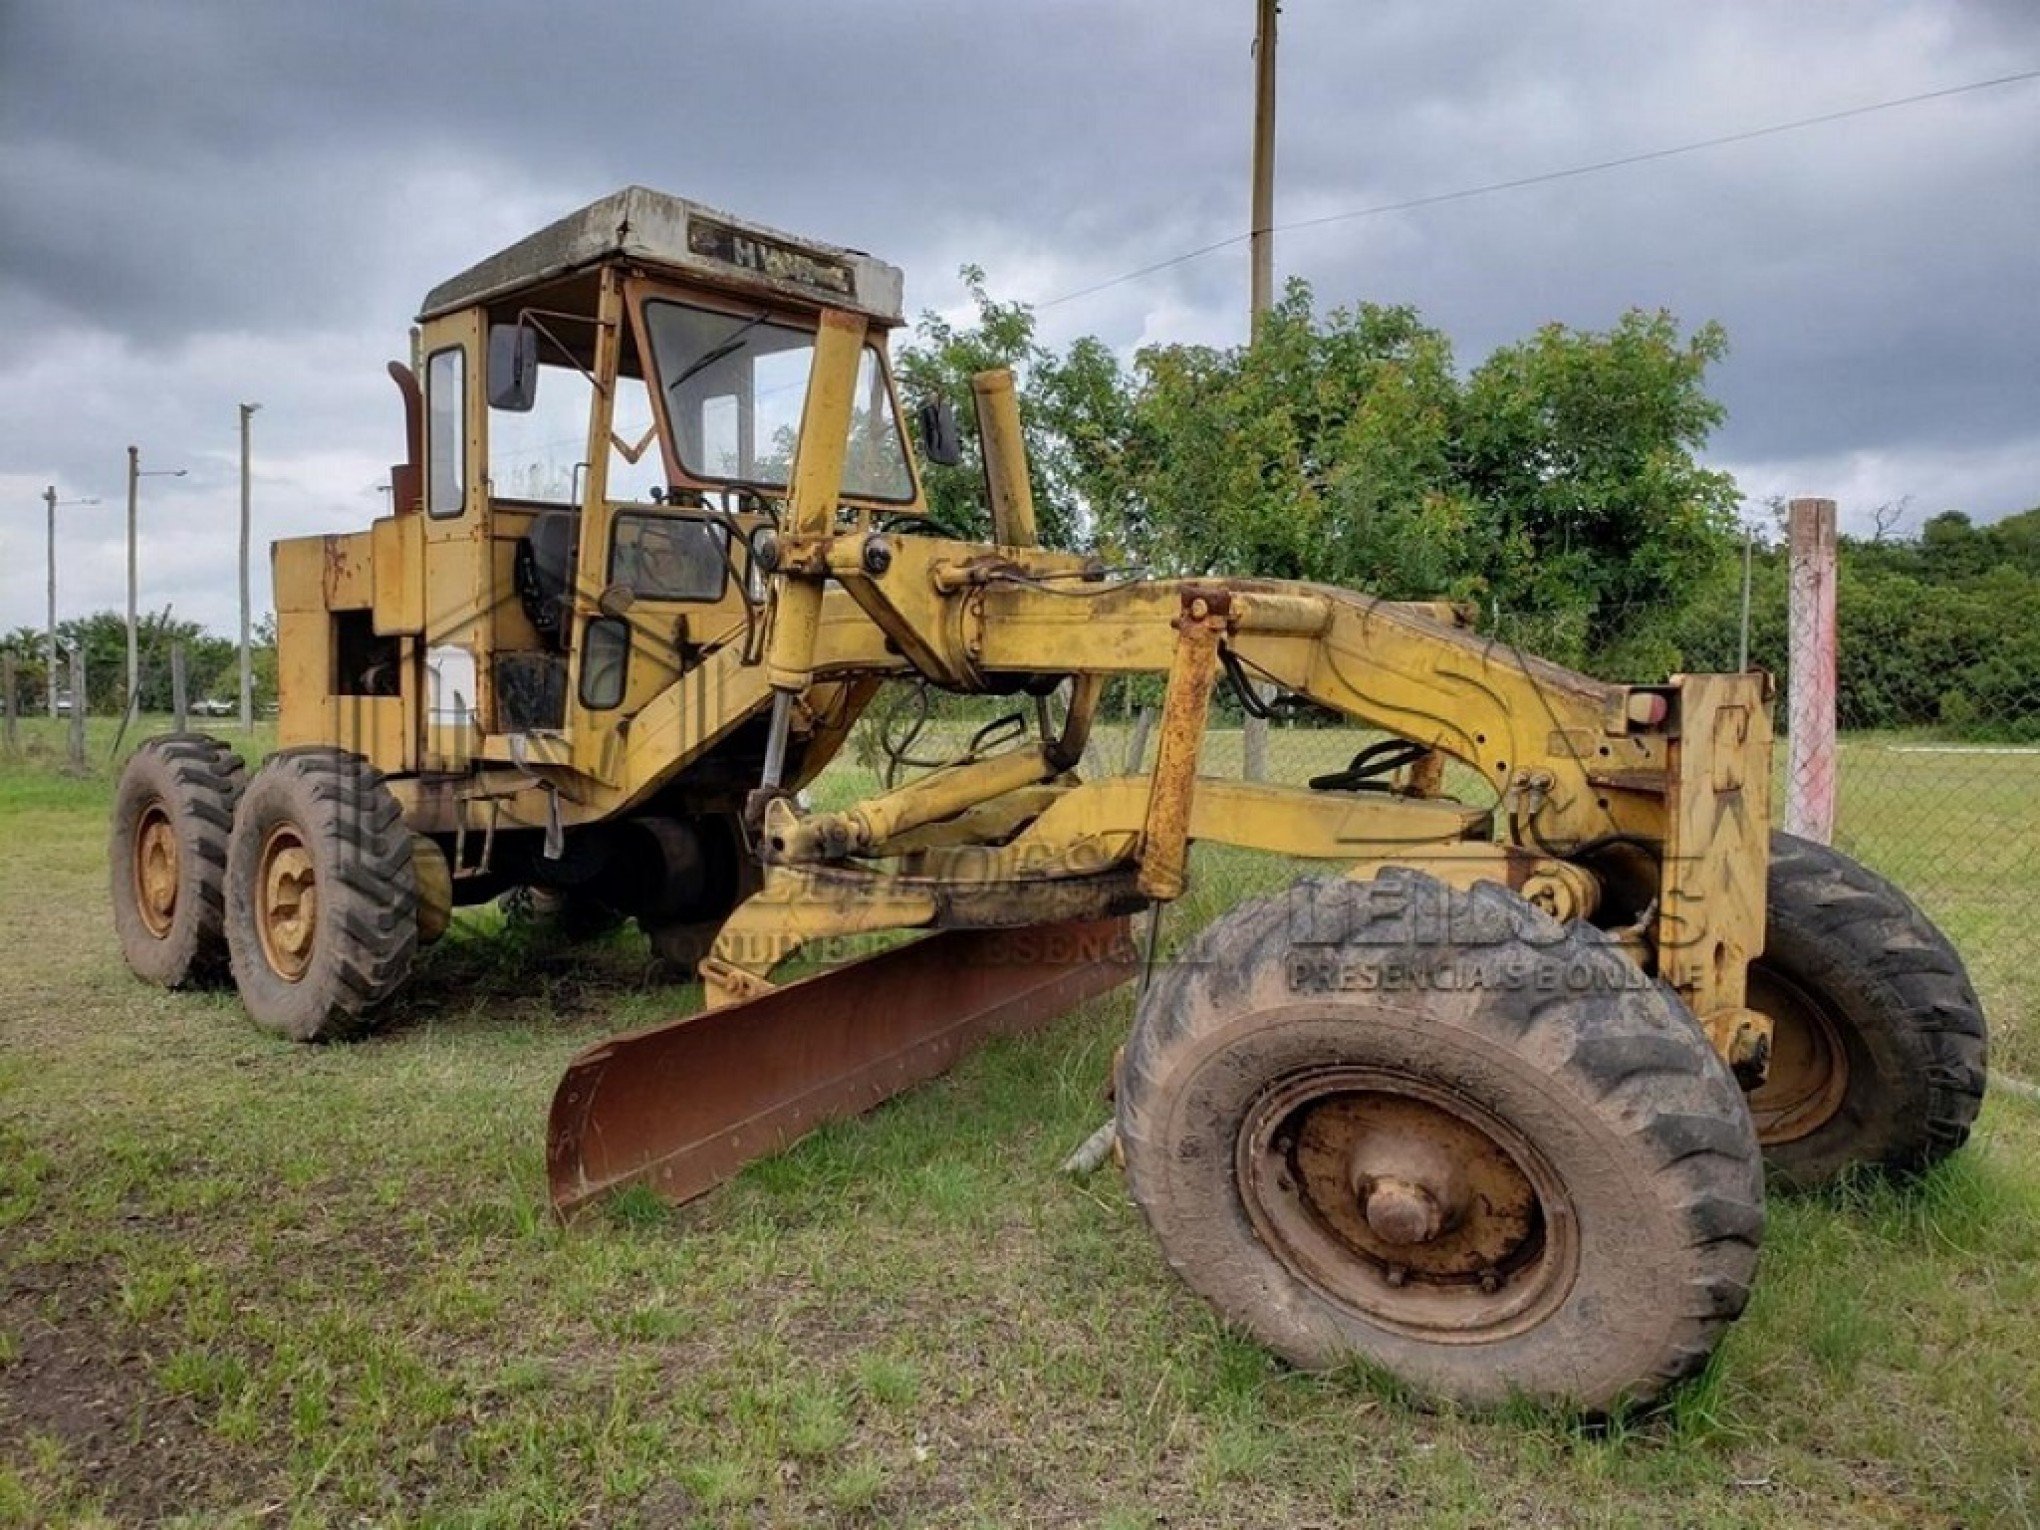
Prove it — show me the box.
[546,918,1135,1218]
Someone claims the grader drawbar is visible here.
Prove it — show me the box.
[111,188,1987,1411]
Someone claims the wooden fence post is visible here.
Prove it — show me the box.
[1785,496,1838,845]
[171,641,188,732]
[2,654,17,755]
[68,649,87,772]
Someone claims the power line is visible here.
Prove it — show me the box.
[1035,67,2040,311]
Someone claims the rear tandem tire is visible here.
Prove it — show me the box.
[1117,871,1764,1413]
[224,748,418,1042]
[1747,832,1988,1189]
[109,734,247,987]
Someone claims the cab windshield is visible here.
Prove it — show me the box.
[644,298,914,503]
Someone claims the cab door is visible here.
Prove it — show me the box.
[418,308,490,771]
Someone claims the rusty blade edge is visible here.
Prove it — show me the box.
[546,919,1135,1219]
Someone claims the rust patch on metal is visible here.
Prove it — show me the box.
[1235,1067,1578,1339]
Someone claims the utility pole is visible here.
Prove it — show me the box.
[126,447,138,709]
[1243,0,1280,779]
[1249,0,1279,337]
[44,485,100,717]
[239,403,261,731]
[126,446,187,713]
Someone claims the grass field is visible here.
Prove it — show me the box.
[3,717,2038,1526]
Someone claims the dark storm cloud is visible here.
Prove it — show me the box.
[1,0,2035,637]
[0,1,1251,338]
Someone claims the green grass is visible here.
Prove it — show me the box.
[1,720,2037,1525]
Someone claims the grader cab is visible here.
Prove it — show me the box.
[110,187,1986,1410]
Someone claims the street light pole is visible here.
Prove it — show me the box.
[43,485,101,717]
[239,403,260,731]
[125,446,187,713]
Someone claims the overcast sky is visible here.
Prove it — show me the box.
[2,1,2035,638]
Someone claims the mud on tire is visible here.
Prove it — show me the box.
[1117,870,1764,1412]
[110,734,247,987]
[1749,832,1988,1189]
[224,747,418,1041]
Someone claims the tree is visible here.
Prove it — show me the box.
[1456,309,1740,671]
[1114,287,1479,603]
[893,268,1078,547]
[19,611,240,713]
[901,275,1743,677]
[1,627,52,713]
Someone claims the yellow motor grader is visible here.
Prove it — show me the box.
[109,187,1986,1410]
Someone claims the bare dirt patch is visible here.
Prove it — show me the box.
[0,1261,271,1524]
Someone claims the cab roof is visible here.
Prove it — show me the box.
[418,186,906,326]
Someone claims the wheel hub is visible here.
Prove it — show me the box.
[256,826,318,981]
[133,803,180,938]
[1357,1176,1446,1246]
[1237,1067,1576,1339]
[1745,965,1850,1143]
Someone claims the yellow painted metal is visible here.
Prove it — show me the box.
[973,368,1038,547]
[417,307,489,770]
[411,833,453,944]
[567,269,632,780]
[705,866,939,1007]
[768,744,1061,864]
[1341,842,1602,922]
[1139,590,1225,901]
[259,217,1781,1076]
[1007,776,1487,866]
[766,308,867,694]
[369,513,425,636]
[316,531,375,611]
[1657,671,1775,1024]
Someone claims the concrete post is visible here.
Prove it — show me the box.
[126,445,139,711]
[2,654,17,754]
[239,402,260,731]
[1785,496,1838,844]
[45,485,58,718]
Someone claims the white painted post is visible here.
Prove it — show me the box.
[1785,497,1838,844]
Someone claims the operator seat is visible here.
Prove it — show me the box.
[515,510,578,652]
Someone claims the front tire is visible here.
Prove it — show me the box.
[1118,871,1764,1412]
[110,734,246,986]
[1748,832,1988,1188]
[224,748,418,1041]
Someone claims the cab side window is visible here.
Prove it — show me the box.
[427,347,466,518]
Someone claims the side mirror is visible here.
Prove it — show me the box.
[915,396,962,467]
[487,323,540,412]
